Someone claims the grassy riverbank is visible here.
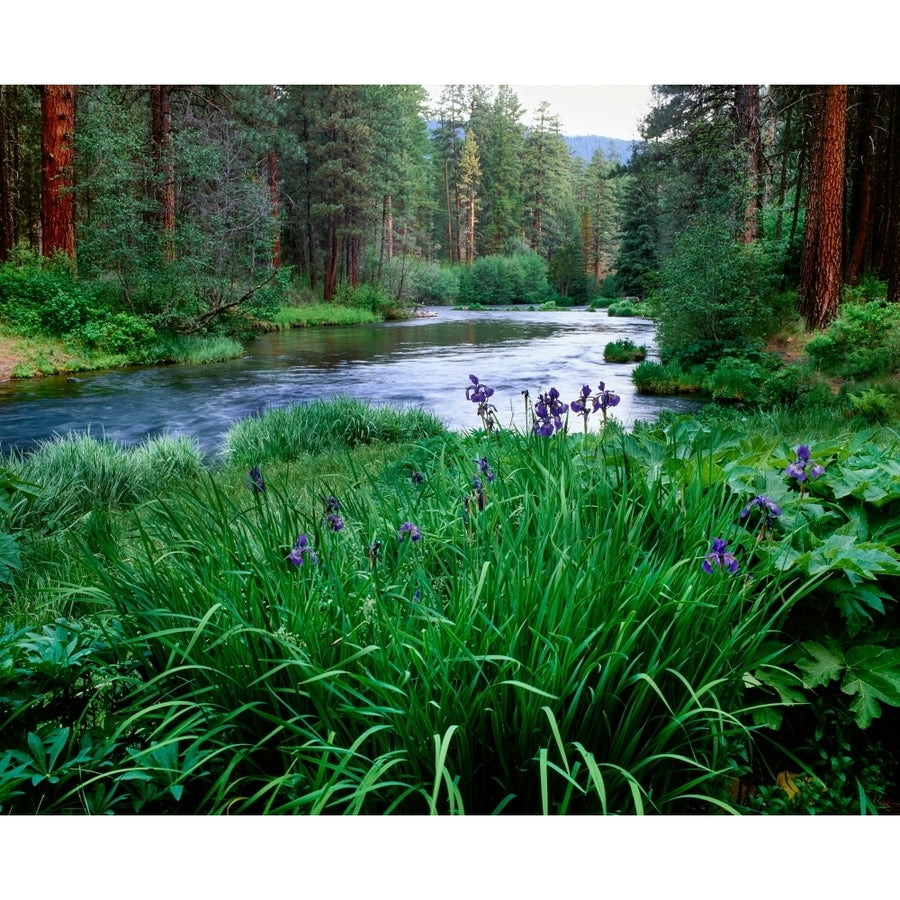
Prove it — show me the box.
[2,394,898,814]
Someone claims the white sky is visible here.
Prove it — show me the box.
[425,85,653,140]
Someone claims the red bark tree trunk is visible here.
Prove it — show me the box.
[799,85,847,330]
[40,85,76,258]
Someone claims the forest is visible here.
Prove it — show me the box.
[1,84,899,367]
[1,85,900,822]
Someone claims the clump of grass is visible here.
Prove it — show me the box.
[143,334,244,365]
[8,431,206,530]
[603,338,647,363]
[632,360,706,395]
[222,396,446,466]
[269,304,380,328]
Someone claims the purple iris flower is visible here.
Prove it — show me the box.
[466,374,498,431]
[288,533,317,566]
[702,537,739,574]
[247,466,265,493]
[740,496,782,520]
[398,521,421,542]
[326,513,345,532]
[596,381,621,412]
[533,387,568,436]
[476,456,495,482]
[786,445,825,483]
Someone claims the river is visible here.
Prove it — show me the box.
[0,307,699,455]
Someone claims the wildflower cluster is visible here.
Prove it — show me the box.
[466,374,498,432]
[466,374,621,437]
[533,388,568,436]
[703,444,826,575]
[470,456,496,512]
[785,445,825,499]
[569,382,620,432]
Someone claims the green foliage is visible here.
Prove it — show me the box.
[631,361,706,395]
[702,358,765,403]
[805,300,900,378]
[460,254,554,306]
[603,339,647,363]
[547,244,588,301]
[846,387,897,425]
[652,216,779,360]
[0,255,99,338]
[334,284,399,318]
[222,397,447,467]
[760,365,834,409]
[410,263,459,306]
[606,299,639,316]
[79,312,157,356]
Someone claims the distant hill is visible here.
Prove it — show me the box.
[425,121,636,165]
[564,135,635,163]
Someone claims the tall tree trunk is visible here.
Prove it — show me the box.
[887,88,900,303]
[324,220,338,301]
[736,85,763,243]
[40,85,76,258]
[385,193,393,261]
[151,85,176,262]
[0,85,14,262]
[846,86,878,284]
[443,160,453,263]
[267,86,281,269]
[798,85,847,330]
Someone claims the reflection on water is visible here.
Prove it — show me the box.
[0,308,700,454]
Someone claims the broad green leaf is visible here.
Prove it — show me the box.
[796,640,845,689]
[841,645,900,729]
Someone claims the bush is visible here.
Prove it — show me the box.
[702,358,765,403]
[652,216,779,360]
[0,256,98,337]
[805,300,900,378]
[79,313,157,356]
[846,387,897,424]
[760,365,834,409]
[411,263,459,305]
[607,299,638,316]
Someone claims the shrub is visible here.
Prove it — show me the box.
[411,263,459,305]
[652,215,778,360]
[607,299,637,316]
[79,313,157,356]
[805,300,900,378]
[761,365,834,409]
[702,358,764,403]
[846,387,897,424]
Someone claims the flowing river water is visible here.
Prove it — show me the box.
[0,307,700,456]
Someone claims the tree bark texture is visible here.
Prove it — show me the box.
[0,85,14,261]
[736,85,763,243]
[40,85,76,258]
[799,85,847,330]
[151,85,176,262]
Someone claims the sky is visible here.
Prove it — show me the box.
[425,85,653,140]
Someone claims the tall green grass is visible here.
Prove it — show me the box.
[223,396,446,467]
[1,424,821,813]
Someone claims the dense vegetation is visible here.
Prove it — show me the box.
[2,84,900,815]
